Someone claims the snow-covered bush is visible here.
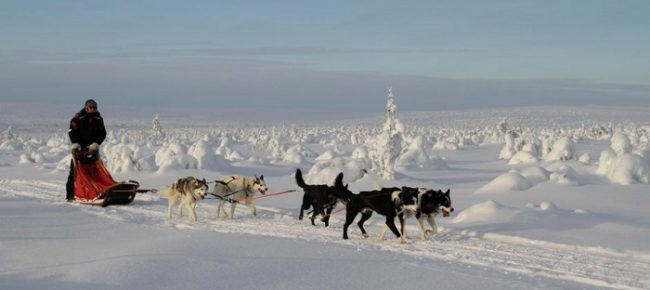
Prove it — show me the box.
[282,144,315,165]
[19,152,46,164]
[610,133,631,156]
[498,131,517,160]
[508,151,539,165]
[155,142,198,172]
[545,137,576,161]
[432,139,459,150]
[606,154,650,185]
[549,165,580,186]
[188,140,223,170]
[307,157,369,184]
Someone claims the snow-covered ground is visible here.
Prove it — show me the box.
[1,106,650,290]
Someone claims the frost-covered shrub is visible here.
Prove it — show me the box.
[188,140,214,169]
[215,138,245,161]
[282,144,314,165]
[56,155,72,171]
[610,133,631,156]
[508,151,539,165]
[432,139,459,150]
[597,149,617,175]
[545,137,575,161]
[155,142,198,172]
[315,150,338,162]
[351,146,369,160]
[498,132,517,160]
[606,154,650,185]
[0,139,25,151]
[19,152,46,164]
[307,157,369,184]
[549,165,580,186]
[104,144,156,172]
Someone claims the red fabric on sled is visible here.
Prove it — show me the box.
[73,158,117,201]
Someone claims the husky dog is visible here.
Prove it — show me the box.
[159,177,209,223]
[295,168,339,227]
[333,174,419,243]
[414,189,454,240]
[213,175,268,218]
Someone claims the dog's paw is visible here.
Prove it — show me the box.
[362,233,370,239]
[425,229,437,236]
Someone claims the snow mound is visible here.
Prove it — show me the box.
[452,200,518,225]
[475,170,533,193]
[520,166,550,184]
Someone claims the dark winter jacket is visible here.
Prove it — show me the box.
[69,109,107,148]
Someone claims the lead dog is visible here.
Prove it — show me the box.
[333,174,418,243]
[413,189,454,240]
[159,176,209,223]
[213,175,268,218]
[295,169,339,227]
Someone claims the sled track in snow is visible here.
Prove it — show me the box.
[2,179,649,290]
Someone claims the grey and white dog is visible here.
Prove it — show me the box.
[159,176,209,223]
[213,175,268,218]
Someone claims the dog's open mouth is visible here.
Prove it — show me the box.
[441,207,452,217]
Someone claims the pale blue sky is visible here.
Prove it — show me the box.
[1,0,649,116]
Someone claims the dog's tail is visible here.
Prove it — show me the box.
[295,168,308,188]
[158,186,171,198]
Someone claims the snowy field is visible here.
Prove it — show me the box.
[1,106,650,290]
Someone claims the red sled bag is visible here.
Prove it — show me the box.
[72,150,139,207]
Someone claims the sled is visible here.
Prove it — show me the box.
[72,150,140,207]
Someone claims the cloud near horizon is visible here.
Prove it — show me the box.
[2,53,648,115]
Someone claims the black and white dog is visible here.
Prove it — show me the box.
[333,174,419,243]
[295,169,339,227]
[413,189,454,240]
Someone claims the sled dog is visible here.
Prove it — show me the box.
[213,175,268,218]
[295,168,339,227]
[333,174,419,243]
[413,189,454,240]
[159,176,209,223]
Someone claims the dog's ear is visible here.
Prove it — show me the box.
[445,189,450,195]
[260,175,264,181]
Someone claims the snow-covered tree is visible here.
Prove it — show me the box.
[366,87,404,180]
[1,126,15,141]
[152,114,164,137]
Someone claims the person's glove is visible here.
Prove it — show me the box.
[88,143,99,152]
[71,143,80,154]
